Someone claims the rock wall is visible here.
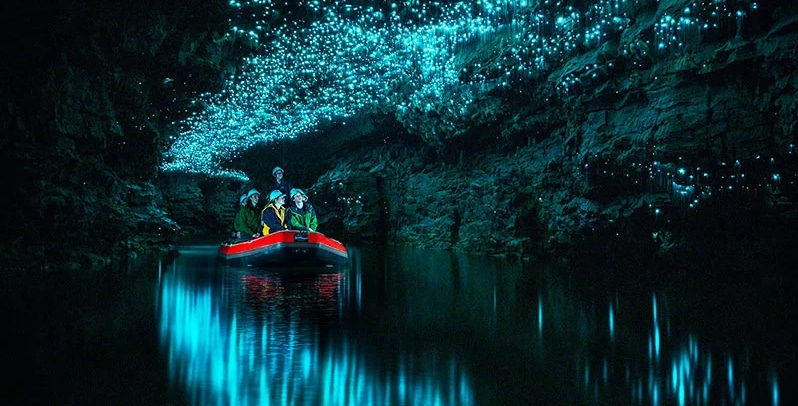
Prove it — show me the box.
[304,8,798,274]
[162,6,798,275]
[2,0,241,269]
[123,2,798,278]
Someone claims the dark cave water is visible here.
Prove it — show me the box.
[4,245,794,405]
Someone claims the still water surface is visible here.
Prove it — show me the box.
[6,245,794,405]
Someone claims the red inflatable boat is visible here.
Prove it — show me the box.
[218,230,348,267]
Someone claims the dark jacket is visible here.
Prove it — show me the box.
[267,179,293,197]
[234,203,260,237]
[261,204,287,234]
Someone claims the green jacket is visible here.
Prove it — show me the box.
[234,205,260,237]
[288,203,318,231]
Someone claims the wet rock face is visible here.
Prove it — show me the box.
[301,6,798,272]
[2,0,237,269]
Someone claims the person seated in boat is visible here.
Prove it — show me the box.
[261,190,288,235]
[234,189,261,239]
[230,193,248,239]
[267,166,294,198]
[287,188,318,231]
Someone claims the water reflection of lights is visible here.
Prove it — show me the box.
[577,292,782,406]
[157,268,475,405]
[156,248,788,405]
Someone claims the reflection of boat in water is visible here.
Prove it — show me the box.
[218,230,348,267]
[241,272,344,313]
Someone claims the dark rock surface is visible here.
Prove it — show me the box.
[3,0,797,274]
[2,0,239,269]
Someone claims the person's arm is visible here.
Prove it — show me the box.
[233,209,247,234]
[286,209,298,230]
[308,206,318,231]
[243,209,260,236]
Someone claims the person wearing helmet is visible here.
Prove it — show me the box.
[287,188,318,231]
[231,193,248,239]
[234,189,261,239]
[266,166,294,198]
[261,189,288,235]
[245,188,261,209]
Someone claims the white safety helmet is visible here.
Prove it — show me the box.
[290,188,306,200]
[268,190,285,202]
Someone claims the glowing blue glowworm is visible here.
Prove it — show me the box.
[161,0,754,179]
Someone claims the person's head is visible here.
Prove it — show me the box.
[272,166,284,180]
[290,188,307,205]
[246,188,260,204]
[239,194,248,206]
[268,190,286,206]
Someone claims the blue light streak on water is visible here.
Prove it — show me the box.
[609,301,614,341]
[584,362,590,387]
[652,293,660,361]
[538,296,543,336]
[704,355,712,403]
[651,377,660,406]
[727,356,734,400]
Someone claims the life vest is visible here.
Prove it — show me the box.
[261,204,286,235]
